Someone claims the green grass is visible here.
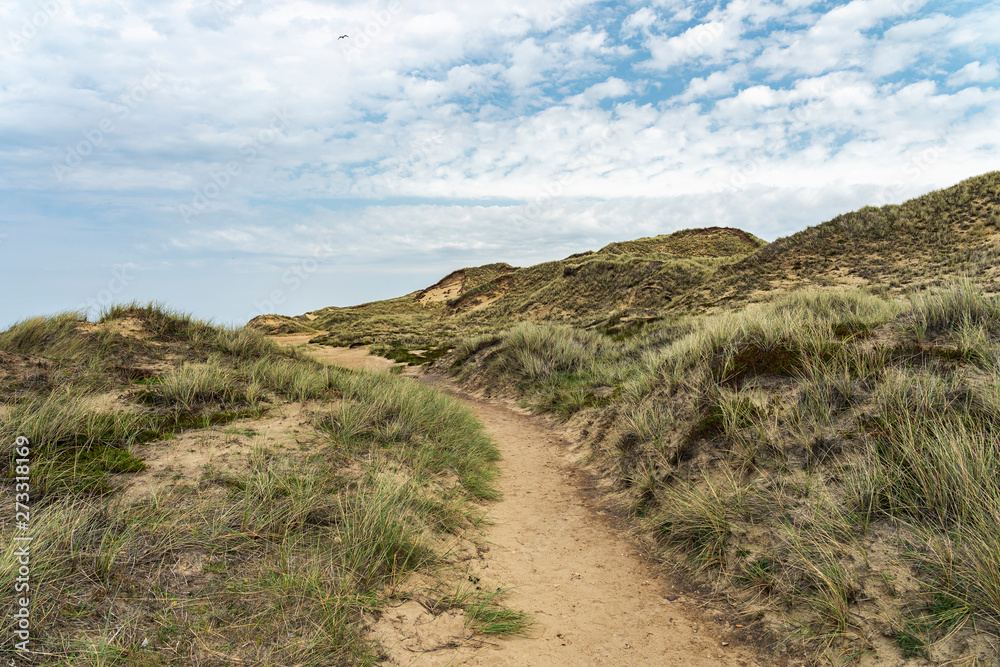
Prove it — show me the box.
[0,312,87,356]
[894,593,970,658]
[0,304,513,665]
[689,171,1000,311]
[271,173,1000,356]
[294,228,761,349]
[318,369,501,500]
[648,476,734,571]
[139,359,247,409]
[443,581,534,636]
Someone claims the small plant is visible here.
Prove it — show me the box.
[444,580,533,636]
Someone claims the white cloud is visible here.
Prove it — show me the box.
[948,60,1000,88]
[622,7,657,36]
[755,0,930,75]
[503,37,552,90]
[579,76,631,103]
[679,64,748,101]
[868,15,952,77]
[644,21,736,70]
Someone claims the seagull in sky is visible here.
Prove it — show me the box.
[338,34,349,39]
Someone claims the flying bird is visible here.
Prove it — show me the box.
[338,34,349,39]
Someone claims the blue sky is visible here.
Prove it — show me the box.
[1,0,998,327]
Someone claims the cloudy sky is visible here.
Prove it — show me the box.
[1,0,998,327]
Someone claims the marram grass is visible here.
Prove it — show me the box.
[0,304,514,665]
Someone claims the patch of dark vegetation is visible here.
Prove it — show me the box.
[374,341,454,366]
[37,444,147,495]
[686,404,725,444]
[117,365,158,381]
[713,340,804,385]
[526,375,615,420]
[307,334,374,347]
[595,313,663,341]
[152,407,266,434]
[894,594,969,659]
[886,342,971,367]
[831,320,874,340]
[3,404,267,500]
[807,435,843,466]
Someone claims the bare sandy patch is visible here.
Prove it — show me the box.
[464,291,506,312]
[372,602,475,661]
[120,401,324,502]
[79,315,150,339]
[417,270,466,304]
[271,332,320,347]
[309,346,399,372]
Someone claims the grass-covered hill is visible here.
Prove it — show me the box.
[245,313,318,334]
[257,226,767,349]
[444,226,766,321]
[260,172,1000,357]
[596,226,765,257]
[0,304,525,665]
[441,278,1000,665]
[680,171,1000,311]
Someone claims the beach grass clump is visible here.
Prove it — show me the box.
[319,369,500,500]
[0,312,87,357]
[906,277,1000,341]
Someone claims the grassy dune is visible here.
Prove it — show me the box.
[681,171,1000,311]
[444,279,1000,662]
[0,304,524,665]
[270,172,1000,374]
[257,226,765,353]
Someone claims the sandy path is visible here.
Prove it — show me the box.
[270,338,762,666]
[409,377,761,667]
[271,334,399,372]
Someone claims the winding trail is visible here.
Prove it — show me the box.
[414,376,761,667]
[271,336,764,666]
